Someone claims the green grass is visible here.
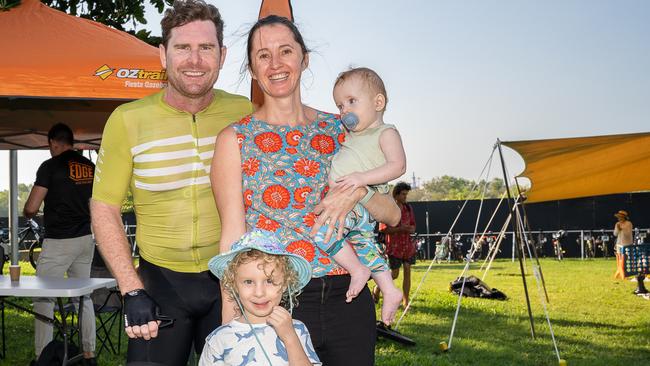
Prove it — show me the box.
[375,258,650,366]
[2,259,649,365]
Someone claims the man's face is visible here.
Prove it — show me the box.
[159,20,226,100]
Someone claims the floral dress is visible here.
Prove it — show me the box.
[232,112,347,277]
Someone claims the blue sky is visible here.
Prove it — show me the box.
[2,0,649,191]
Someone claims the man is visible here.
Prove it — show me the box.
[613,210,633,279]
[90,0,252,364]
[24,123,97,365]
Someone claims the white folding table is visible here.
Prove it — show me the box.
[0,275,117,365]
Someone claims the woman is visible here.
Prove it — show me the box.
[613,210,633,279]
[211,15,399,366]
[378,182,416,308]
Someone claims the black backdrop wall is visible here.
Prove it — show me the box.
[410,192,650,259]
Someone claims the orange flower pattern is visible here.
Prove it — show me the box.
[233,112,345,277]
[310,134,335,154]
[286,240,316,262]
[262,185,291,209]
[293,187,312,203]
[256,214,281,232]
[293,158,320,177]
[242,157,259,176]
[255,132,283,153]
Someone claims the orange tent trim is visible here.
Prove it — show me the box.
[503,132,650,203]
[0,0,165,100]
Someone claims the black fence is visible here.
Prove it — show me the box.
[411,192,650,259]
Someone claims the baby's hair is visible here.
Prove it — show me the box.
[222,249,300,315]
[334,67,388,111]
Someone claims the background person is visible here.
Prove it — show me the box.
[23,123,97,365]
[613,210,633,279]
[90,1,253,364]
[211,15,400,366]
[377,182,416,308]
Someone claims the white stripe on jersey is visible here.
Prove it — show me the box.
[131,135,195,155]
[134,176,210,191]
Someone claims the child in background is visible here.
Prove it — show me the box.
[313,67,406,325]
[200,230,320,366]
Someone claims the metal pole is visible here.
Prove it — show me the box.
[580,230,584,260]
[9,150,19,265]
[512,233,515,262]
[497,139,536,339]
[425,211,430,259]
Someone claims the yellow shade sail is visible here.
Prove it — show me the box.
[503,132,650,203]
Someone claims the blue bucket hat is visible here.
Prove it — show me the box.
[208,229,312,293]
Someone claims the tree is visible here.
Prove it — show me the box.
[40,0,172,45]
[0,184,35,217]
[407,176,524,202]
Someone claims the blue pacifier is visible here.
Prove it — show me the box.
[341,112,359,130]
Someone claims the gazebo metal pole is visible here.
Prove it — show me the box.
[9,150,19,265]
[497,139,536,339]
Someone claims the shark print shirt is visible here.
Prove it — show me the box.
[199,319,321,366]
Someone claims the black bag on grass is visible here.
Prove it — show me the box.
[449,275,507,300]
[36,340,80,366]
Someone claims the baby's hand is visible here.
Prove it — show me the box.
[336,173,366,190]
[266,306,296,342]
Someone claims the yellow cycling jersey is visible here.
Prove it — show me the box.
[93,89,253,272]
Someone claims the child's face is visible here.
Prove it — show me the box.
[333,76,383,132]
[234,258,285,324]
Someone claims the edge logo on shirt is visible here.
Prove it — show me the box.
[69,162,94,184]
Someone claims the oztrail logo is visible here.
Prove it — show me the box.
[94,64,167,81]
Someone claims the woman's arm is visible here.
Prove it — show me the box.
[311,186,400,242]
[210,125,247,323]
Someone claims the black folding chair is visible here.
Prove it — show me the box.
[93,288,123,356]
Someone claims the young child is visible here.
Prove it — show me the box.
[200,230,320,366]
[313,67,406,325]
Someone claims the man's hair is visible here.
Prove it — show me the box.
[393,181,412,197]
[47,123,74,146]
[161,0,224,48]
[334,67,388,111]
[221,249,300,315]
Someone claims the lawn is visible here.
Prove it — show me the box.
[2,258,649,365]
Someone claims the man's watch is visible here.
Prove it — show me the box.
[125,289,145,297]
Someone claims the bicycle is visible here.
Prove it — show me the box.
[0,218,44,271]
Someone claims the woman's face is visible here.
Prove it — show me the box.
[249,24,308,99]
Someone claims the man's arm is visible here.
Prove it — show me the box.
[90,199,142,294]
[23,185,47,218]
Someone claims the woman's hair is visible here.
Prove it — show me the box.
[334,67,388,111]
[245,15,310,71]
[221,249,301,315]
[161,0,224,48]
[393,181,412,197]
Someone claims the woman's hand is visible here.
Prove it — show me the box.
[310,185,364,243]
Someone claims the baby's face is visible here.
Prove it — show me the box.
[235,259,285,323]
[333,77,382,132]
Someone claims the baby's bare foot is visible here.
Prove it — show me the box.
[346,266,371,303]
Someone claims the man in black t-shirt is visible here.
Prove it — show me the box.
[23,123,97,365]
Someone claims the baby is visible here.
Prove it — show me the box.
[200,230,320,366]
[314,67,406,325]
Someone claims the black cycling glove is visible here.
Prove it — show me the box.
[123,289,174,328]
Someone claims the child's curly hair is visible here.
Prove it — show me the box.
[221,249,301,315]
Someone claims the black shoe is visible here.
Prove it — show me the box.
[83,357,97,366]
